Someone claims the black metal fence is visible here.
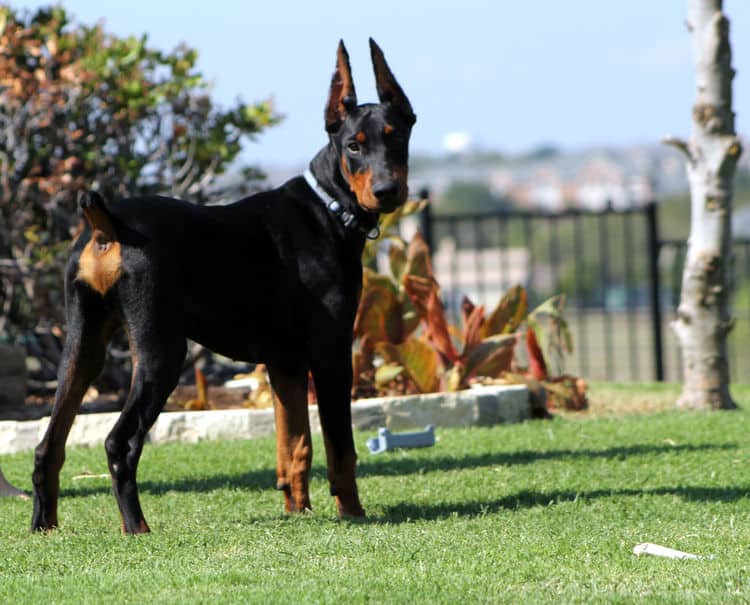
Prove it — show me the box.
[419,201,750,383]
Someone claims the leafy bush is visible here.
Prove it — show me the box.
[0,5,280,341]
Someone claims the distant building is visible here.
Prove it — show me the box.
[431,237,549,314]
[408,142,691,211]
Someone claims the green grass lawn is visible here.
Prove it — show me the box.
[2,394,750,603]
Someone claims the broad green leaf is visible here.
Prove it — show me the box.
[462,302,485,351]
[377,198,427,238]
[354,269,404,344]
[529,294,573,355]
[445,365,463,392]
[480,285,528,339]
[388,239,407,284]
[376,339,441,393]
[462,334,516,384]
[403,275,459,363]
[403,232,433,280]
[375,363,405,386]
[529,294,565,320]
[401,301,421,339]
[24,226,40,243]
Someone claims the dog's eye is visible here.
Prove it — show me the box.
[347,141,361,154]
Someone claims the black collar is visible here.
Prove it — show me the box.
[304,169,380,240]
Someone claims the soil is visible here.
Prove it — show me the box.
[1,393,122,421]
[1,384,266,422]
[163,385,266,412]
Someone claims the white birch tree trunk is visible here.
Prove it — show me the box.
[664,0,742,409]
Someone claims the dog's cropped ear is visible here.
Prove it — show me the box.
[369,38,415,125]
[325,40,358,133]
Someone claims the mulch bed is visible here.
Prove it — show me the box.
[163,385,261,412]
[0,385,263,422]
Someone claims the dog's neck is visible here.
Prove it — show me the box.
[308,145,380,237]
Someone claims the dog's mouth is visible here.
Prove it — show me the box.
[374,198,403,214]
[365,185,408,214]
[358,197,403,214]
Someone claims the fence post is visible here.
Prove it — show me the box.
[418,187,434,252]
[646,201,665,381]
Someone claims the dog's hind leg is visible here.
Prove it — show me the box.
[267,364,312,513]
[311,355,365,518]
[31,290,117,531]
[104,324,186,534]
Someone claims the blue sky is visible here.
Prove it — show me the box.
[16,1,750,168]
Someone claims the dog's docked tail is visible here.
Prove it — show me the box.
[76,190,122,296]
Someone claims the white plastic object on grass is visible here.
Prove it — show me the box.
[633,543,712,560]
[224,377,259,390]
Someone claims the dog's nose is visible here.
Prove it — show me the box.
[372,180,399,199]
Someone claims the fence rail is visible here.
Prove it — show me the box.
[418,200,750,383]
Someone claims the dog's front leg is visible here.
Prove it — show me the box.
[311,355,365,518]
[267,364,312,513]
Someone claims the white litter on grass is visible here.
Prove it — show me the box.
[224,377,259,390]
[633,542,713,560]
[72,473,110,481]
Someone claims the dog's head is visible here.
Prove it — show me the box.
[325,38,416,214]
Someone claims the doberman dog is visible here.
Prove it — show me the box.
[31,38,415,534]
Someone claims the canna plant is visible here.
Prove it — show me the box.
[352,231,587,412]
[506,295,588,412]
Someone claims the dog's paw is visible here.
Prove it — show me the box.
[335,495,366,518]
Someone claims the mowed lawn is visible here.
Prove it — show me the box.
[1,388,750,603]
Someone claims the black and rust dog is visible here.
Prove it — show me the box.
[31,39,415,534]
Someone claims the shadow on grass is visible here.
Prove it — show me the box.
[378,485,750,523]
[60,467,280,499]
[357,442,734,478]
[60,442,732,500]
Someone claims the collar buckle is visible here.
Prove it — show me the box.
[304,168,379,239]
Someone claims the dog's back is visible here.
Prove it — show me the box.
[72,178,360,364]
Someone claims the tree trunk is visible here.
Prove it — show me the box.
[665,0,742,410]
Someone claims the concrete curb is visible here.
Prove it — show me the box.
[0,384,528,455]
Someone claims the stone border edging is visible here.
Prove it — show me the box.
[0,384,528,456]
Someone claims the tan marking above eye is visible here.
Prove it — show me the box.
[383,124,395,136]
[355,131,367,143]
